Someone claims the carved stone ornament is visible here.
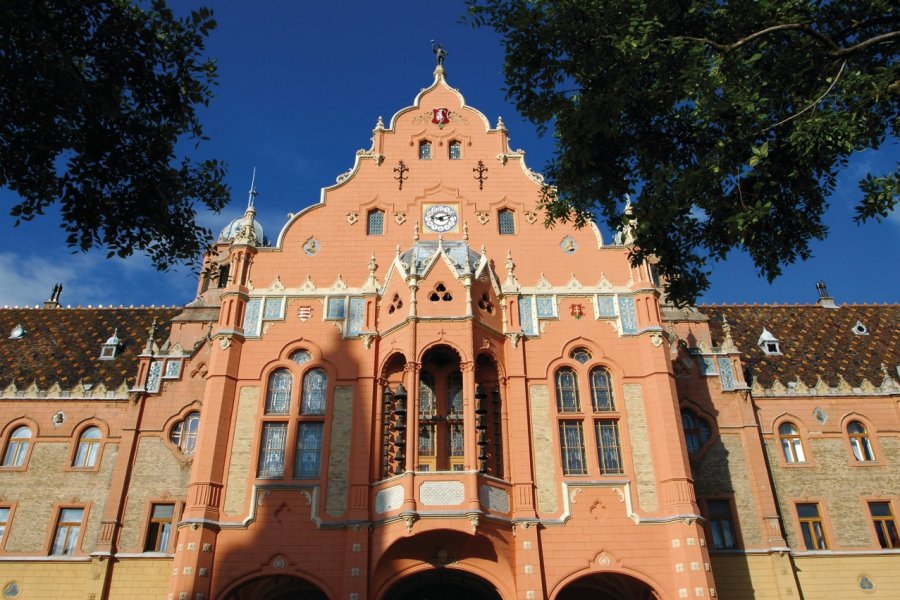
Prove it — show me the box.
[346,212,359,225]
[475,211,490,225]
[360,333,377,350]
[650,332,663,347]
[394,211,407,225]
[525,210,538,224]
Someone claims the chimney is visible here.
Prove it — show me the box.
[815,280,837,308]
[43,283,63,309]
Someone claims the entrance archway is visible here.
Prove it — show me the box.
[556,572,660,600]
[223,575,328,600]
[384,569,502,600]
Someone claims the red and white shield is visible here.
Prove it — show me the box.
[432,108,450,127]
[571,304,584,319]
[298,307,313,321]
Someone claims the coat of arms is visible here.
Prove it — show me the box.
[432,108,450,128]
[298,307,313,321]
[570,304,585,319]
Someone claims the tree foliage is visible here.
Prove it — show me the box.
[0,0,228,269]
[467,0,899,305]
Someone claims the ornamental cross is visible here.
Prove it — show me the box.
[394,159,409,191]
[473,160,488,190]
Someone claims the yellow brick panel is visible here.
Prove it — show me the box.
[623,383,658,512]
[325,385,353,516]
[529,384,557,513]
[223,386,259,516]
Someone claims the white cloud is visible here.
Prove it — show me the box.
[0,252,106,307]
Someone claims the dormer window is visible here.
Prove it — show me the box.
[758,328,781,355]
[99,329,120,360]
[449,140,461,160]
[851,320,868,335]
[419,140,432,160]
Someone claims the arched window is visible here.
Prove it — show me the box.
[170,413,200,455]
[448,140,462,160]
[848,421,875,461]
[681,409,711,454]
[590,367,615,411]
[778,422,806,463]
[266,369,293,415]
[555,368,581,412]
[2,426,31,467]
[419,140,432,160]
[73,427,102,468]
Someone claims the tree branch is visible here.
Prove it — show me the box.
[832,30,900,57]
[677,23,840,54]
[757,61,846,134]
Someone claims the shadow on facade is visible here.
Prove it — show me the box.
[221,574,328,600]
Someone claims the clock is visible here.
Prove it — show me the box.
[423,204,459,233]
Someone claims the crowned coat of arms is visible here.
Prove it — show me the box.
[432,108,450,128]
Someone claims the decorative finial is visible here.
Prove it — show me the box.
[413,221,420,242]
[375,116,384,130]
[463,221,469,242]
[247,167,258,211]
[431,40,448,67]
[480,244,486,256]
[496,116,505,130]
[369,252,377,274]
[505,250,515,275]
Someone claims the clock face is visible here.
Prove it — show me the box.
[423,204,459,233]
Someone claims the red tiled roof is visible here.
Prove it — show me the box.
[700,304,900,388]
[0,307,180,390]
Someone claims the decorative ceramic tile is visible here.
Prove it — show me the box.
[597,296,616,317]
[348,298,365,336]
[518,296,536,335]
[479,485,510,513]
[618,296,638,334]
[263,297,284,320]
[327,297,346,320]
[243,298,262,337]
[536,296,556,318]
[717,357,736,390]
[420,481,464,506]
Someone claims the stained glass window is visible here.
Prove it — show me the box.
[559,421,586,475]
[257,423,287,478]
[294,423,323,478]
[556,368,581,412]
[590,368,615,411]
[266,369,292,415]
[301,369,327,415]
[596,420,623,474]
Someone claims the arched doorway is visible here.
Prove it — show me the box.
[223,575,328,600]
[556,572,660,600]
[384,569,502,600]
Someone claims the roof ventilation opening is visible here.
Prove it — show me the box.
[758,327,781,355]
[851,320,868,336]
[9,324,25,339]
[100,328,121,360]
[815,280,837,308]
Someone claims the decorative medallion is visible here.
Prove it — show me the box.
[346,212,359,225]
[475,211,490,225]
[561,236,578,255]
[432,108,451,128]
[2,582,20,598]
[297,306,313,321]
[303,236,320,256]
[525,210,538,224]
[571,304,585,319]
[859,576,875,591]
[394,211,407,225]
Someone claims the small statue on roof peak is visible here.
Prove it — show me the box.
[431,40,448,66]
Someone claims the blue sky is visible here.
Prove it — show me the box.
[0,1,896,308]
